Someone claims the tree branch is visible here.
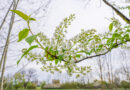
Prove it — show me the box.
[73,0,130,64]
[102,0,130,24]
[75,40,130,63]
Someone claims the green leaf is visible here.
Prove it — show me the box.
[76,54,80,58]
[97,44,103,51]
[62,49,66,53]
[124,34,129,41]
[29,18,36,21]
[107,38,114,46]
[17,45,38,65]
[85,52,91,55]
[18,28,29,42]
[25,35,37,45]
[48,55,53,60]
[68,67,72,73]
[127,6,130,10]
[125,26,130,28]
[45,46,49,51]
[11,10,36,21]
[112,33,120,39]
[77,50,91,55]
[11,10,29,21]
[109,23,113,32]
[58,55,64,62]
[126,29,130,32]
[129,11,130,17]
[55,59,59,65]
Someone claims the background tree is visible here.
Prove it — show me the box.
[97,57,105,90]
[26,68,37,82]
[0,0,20,90]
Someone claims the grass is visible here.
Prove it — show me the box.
[10,88,116,90]
[41,89,130,90]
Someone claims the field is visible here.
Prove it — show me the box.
[15,89,130,90]
[41,89,130,90]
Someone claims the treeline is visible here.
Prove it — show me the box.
[59,80,130,89]
[1,68,46,90]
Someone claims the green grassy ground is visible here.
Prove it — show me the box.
[17,89,130,90]
[41,89,130,90]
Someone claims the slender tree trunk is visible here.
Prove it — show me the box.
[97,57,104,90]
[0,1,14,70]
[0,0,19,90]
[109,52,114,90]
[0,52,5,71]
[106,52,114,90]
[0,2,13,31]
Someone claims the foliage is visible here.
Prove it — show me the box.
[11,10,36,21]
[13,72,25,89]
[26,82,37,89]
[85,83,94,89]
[60,82,87,89]
[13,83,21,89]
[17,45,38,64]
[14,72,25,82]
[3,82,7,89]
[5,82,14,90]
[120,80,130,89]
[11,10,130,77]
[40,82,46,89]
[119,6,130,17]
[17,28,29,42]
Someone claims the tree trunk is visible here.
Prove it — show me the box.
[0,0,19,90]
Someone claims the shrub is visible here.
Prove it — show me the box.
[26,82,37,89]
[23,82,28,88]
[86,83,94,89]
[6,82,14,90]
[3,83,7,89]
[13,84,21,89]
[40,82,46,89]
[60,82,86,89]
[120,80,130,89]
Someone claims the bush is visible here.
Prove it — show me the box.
[13,84,21,89]
[23,82,28,88]
[86,83,94,89]
[26,82,37,89]
[60,82,86,89]
[6,82,14,90]
[40,82,46,89]
[3,83,7,89]
[120,80,130,89]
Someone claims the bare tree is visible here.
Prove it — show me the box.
[0,0,20,90]
[105,52,114,90]
[26,68,37,82]
[119,50,130,81]
[113,68,121,88]
[0,2,13,31]
[97,56,105,90]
